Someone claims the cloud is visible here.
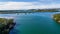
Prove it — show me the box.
[0,2,60,10]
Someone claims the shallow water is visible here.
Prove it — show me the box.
[0,12,60,34]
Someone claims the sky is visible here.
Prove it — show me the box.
[0,0,60,10]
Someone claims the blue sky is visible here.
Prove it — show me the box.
[0,0,37,2]
[0,0,60,2]
[0,0,60,10]
[0,0,60,3]
[0,0,60,4]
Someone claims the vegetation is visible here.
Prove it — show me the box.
[0,18,15,34]
[53,14,60,23]
[0,8,59,14]
[27,8,59,12]
[0,18,14,25]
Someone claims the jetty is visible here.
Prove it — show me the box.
[0,17,16,34]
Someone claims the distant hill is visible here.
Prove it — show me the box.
[0,8,60,14]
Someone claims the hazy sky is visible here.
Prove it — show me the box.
[0,0,60,10]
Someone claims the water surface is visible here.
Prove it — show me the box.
[0,12,60,34]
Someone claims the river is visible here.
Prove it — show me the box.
[0,12,60,34]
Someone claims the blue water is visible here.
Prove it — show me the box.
[0,12,60,34]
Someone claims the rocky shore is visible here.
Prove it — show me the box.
[0,17,16,34]
[53,14,60,23]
